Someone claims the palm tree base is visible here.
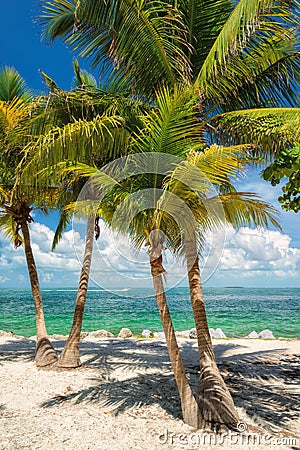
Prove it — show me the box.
[196,366,240,430]
[56,347,81,368]
[181,390,202,429]
[35,337,58,367]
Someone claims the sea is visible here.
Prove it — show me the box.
[0,287,299,339]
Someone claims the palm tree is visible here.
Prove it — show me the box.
[76,86,280,428]
[22,65,147,367]
[36,85,207,424]
[0,68,58,367]
[162,145,279,427]
[39,1,300,209]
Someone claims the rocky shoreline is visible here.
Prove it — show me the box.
[0,327,280,341]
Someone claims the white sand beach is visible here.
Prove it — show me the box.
[0,335,299,450]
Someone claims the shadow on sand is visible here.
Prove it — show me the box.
[0,337,299,434]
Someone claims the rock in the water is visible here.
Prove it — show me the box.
[0,330,14,337]
[118,328,133,338]
[175,330,190,338]
[215,328,227,338]
[258,329,275,339]
[50,334,67,340]
[246,331,259,339]
[89,330,114,338]
[80,332,89,339]
[153,331,165,339]
[209,328,217,338]
[209,328,226,338]
[141,329,151,338]
[189,328,197,339]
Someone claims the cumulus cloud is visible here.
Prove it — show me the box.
[0,222,82,272]
[0,216,299,288]
[218,226,300,279]
[86,223,185,288]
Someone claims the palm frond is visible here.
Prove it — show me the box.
[177,0,233,75]
[0,98,29,131]
[39,70,60,92]
[39,0,191,99]
[20,113,128,184]
[215,191,281,230]
[133,85,204,157]
[0,66,31,102]
[38,0,77,43]
[0,211,18,242]
[52,208,71,250]
[196,0,300,100]
[72,59,97,88]
[211,107,300,155]
[163,144,248,207]
[214,51,300,110]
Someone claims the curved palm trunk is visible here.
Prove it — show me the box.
[57,215,94,368]
[20,221,58,367]
[185,234,239,429]
[150,260,200,429]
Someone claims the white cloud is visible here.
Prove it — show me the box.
[0,275,9,283]
[0,216,299,288]
[218,226,300,279]
[0,222,82,286]
[41,273,54,283]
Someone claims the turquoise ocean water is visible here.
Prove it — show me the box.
[0,287,299,338]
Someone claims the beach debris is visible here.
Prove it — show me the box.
[141,329,151,338]
[89,330,114,338]
[258,329,275,339]
[118,328,133,338]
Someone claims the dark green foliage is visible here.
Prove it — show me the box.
[263,144,300,213]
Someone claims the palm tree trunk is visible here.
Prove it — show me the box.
[20,221,58,367]
[185,234,239,429]
[151,262,200,429]
[57,214,94,368]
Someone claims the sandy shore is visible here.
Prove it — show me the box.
[0,335,299,450]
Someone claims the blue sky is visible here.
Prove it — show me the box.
[0,1,92,93]
[0,1,299,289]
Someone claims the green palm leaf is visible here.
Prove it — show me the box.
[215,191,280,229]
[39,0,191,98]
[211,107,300,154]
[39,0,77,43]
[196,0,300,93]
[0,66,31,102]
[21,114,127,181]
[0,211,17,242]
